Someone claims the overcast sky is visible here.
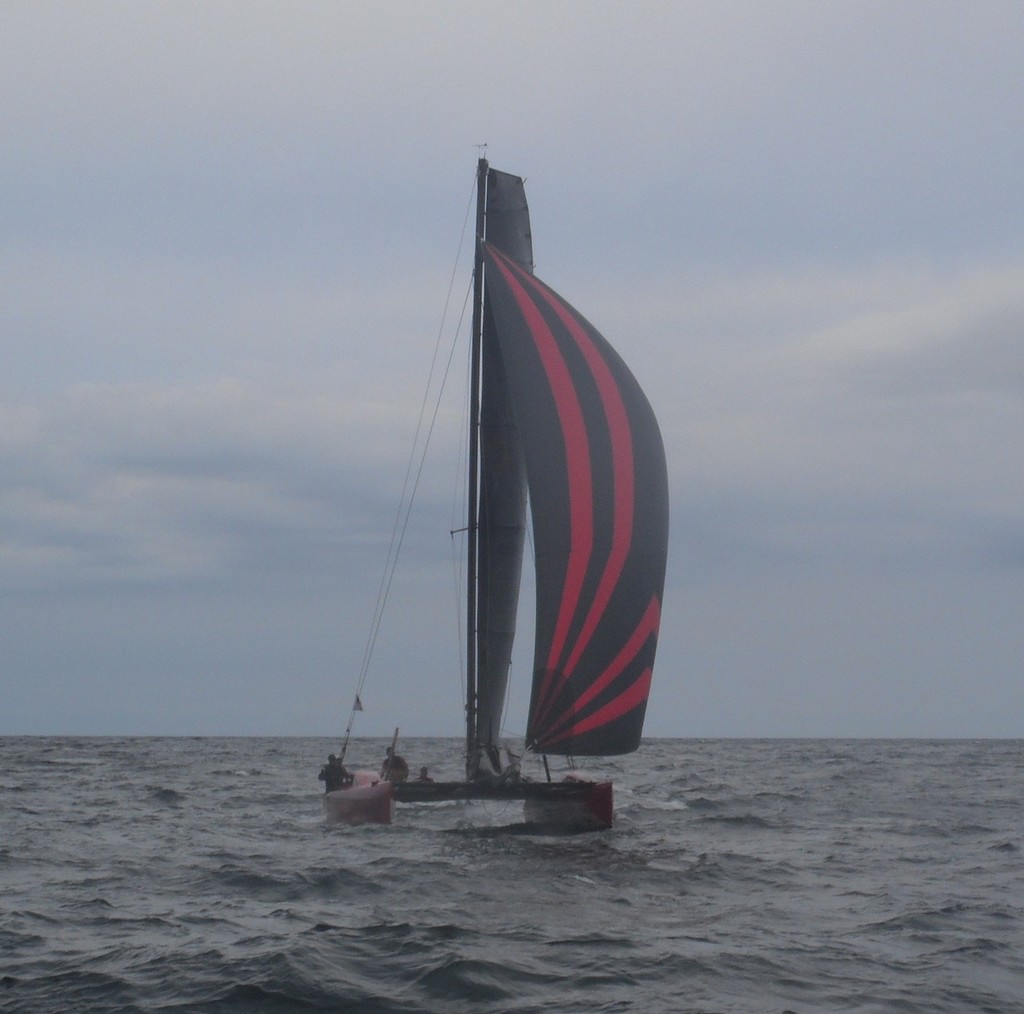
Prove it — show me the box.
[3,1,1022,739]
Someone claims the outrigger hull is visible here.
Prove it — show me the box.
[521,779,613,830]
[395,778,613,831]
[323,770,394,826]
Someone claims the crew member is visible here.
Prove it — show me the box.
[380,746,409,783]
[318,754,352,792]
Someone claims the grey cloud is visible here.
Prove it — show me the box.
[3,2,1023,735]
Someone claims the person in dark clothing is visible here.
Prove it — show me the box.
[416,766,434,782]
[379,746,409,783]
[318,754,352,792]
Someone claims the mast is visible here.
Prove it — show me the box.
[465,157,487,778]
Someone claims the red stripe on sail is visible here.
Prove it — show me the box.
[534,595,661,743]
[533,286,636,682]
[484,247,593,712]
[537,666,653,750]
[498,257,636,733]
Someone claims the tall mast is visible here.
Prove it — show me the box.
[465,157,487,778]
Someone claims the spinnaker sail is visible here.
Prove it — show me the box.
[472,164,669,759]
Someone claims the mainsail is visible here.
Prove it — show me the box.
[471,162,669,761]
[471,169,532,769]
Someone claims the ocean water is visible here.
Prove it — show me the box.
[1,737,1021,1013]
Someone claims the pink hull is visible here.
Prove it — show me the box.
[323,770,394,825]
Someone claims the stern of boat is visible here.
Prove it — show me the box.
[522,778,613,831]
[323,769,394,826]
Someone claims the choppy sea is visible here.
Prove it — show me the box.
[1,737,1021,1013]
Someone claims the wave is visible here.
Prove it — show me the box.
[148,787,185,805]
[4,737,1023,1014]
[695,813,779,829]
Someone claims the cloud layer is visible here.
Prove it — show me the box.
[3,2,1022,736]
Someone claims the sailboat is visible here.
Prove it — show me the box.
[324,159,668,830]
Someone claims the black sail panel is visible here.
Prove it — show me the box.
[484,169,533,271]
[473,169,533,765]
[481,243,669,756]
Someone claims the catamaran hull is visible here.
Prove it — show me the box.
[323,770,394,826]
[392,777,614,831]
[522,780,613,830]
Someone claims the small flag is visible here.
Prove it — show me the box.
[353,694,363,712]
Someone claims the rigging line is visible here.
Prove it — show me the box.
[366,274,473,676]
[450,316,473,703]
[348,176,478,722]
[361,272,473,700]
